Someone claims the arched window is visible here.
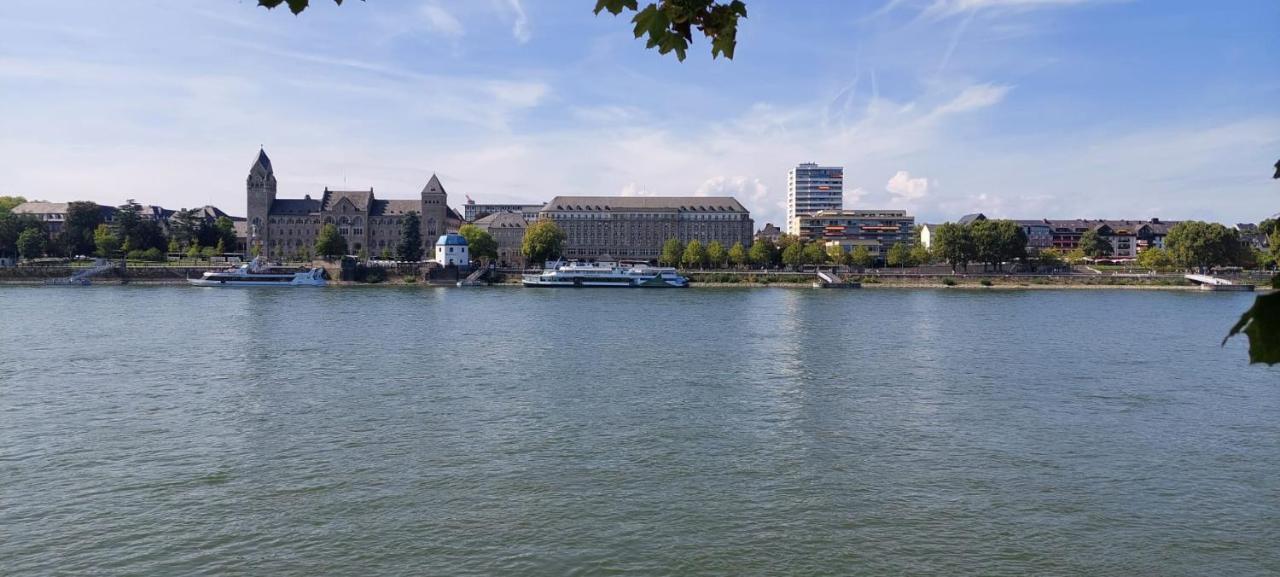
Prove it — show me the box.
[339,216,350,225]
[352,216,363,226]
[251,217,261,226]
[427,218,437,236]
[324,216,334,224]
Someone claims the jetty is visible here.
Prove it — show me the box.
[813,270,861,289]
[1184,274,1254,292]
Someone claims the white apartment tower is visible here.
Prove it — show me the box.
[786,162,844,234]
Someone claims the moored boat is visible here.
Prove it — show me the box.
[522,260,688,288]
[188,257,326,287]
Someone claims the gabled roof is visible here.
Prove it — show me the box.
[474,211,527,228]
[250,148,273,179]
[958,213,987,225]
[321,188,373,212]
[421,174,446,196]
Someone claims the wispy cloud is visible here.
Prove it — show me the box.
[419,2,465,39]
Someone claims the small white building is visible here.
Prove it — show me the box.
[434,233,469,267]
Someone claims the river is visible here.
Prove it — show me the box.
[1,286,1276,576]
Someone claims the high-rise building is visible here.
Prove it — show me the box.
[786,163,843,234]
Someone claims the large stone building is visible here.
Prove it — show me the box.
[245,149,461,258]
[537,196,753,262]
[473,211,528,268]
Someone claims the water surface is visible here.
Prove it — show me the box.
[1,286,1276,576]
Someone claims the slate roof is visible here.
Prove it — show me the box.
[270,198,322,215]
[370,199,420,216]
[321,188,373,212]
[437,233,467,246]
[958,213,987,225]
[541,196,749,213]
[11,202,70,214]
[474,211,527,229]
[421,174,446,195]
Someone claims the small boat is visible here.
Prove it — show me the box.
[188,257,326,287]
[523,260,689,288]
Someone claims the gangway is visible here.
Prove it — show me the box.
[457,265,491,287]
[46,259,117,286]
[1184,274,1254,291]
[813,269,860,289]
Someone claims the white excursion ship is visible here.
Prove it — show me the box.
[188,257,327,287]
[523,260,689,288]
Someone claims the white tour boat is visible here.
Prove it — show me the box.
[522,260,689,288]
[188,257,327,287]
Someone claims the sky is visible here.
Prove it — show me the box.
[1,0,1277,227]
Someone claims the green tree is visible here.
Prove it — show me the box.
[748,238,773,268]
[802,242,827,265]
[459,224,498,263]
[780,242,804,268]
[682,239,707,269]
[970,219,1026,271]
[315,223,348,259]
[0,213,43,258]
[215,238,228,256]
[705,240,726,269]
[171,208,201,248]
[827,244,850,267]
[523,219,567,266]
[849,246,874,268]
[660,237,684,266]
[214,216,237,251]
[1037,248,1065,270]
[1078,228,1113,259]
[357,246,369,261]
[94,224,120,257]
[933,222,973,272]
[397,211,424,262]
[63,201,103,256]
[909,243,931,266]
[727,241,747,269]
[1136,247,1174,270]
[1165,221,1240,272]
[0,196,26,216]
[886,242,911,268]
[380,248,392,260]
[186,243,202,260]
[16,228,45,260]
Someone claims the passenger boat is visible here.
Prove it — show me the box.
[188,257,327,287]
[522,260,689,288]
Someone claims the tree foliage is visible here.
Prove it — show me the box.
[660,237,684,267]
[748,238,773,268]
[397,211,424,262]
[849,246,874,268]
[781,242,803,268]
[0,212,43,258]
[258,0,746,62]
[681,239,707,269]
[1164,221,1243,271]
[0,196,26,216]
[94,224,120,258]
[459,224,498,263]
[16,228,45,260]
[523,219,566,266]
[705,240,726,268]
[1226,292,1280,365]
[63,202,103,257]
[593,0,747,61]
[801,242,826,265]
[886,242,912,268]
[727,241,747,268]
[315,223,348,259]
[1078,228,1113,259]
[932,222,972,272]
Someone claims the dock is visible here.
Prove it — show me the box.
[1184,274,1254,292]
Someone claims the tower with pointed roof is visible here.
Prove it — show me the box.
[419,174,449,254]
[246,148,277,255]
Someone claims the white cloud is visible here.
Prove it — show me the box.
[886,171,930,200]
[695,176,769,215]
[496,0,531,43]
[419,3,464,39]
[925,0,1109,18]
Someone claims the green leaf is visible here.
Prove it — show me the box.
[1225,292,1280,364]
[594,0,639,16]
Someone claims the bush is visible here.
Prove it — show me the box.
[980,279,993,287]
[942,277,957,286]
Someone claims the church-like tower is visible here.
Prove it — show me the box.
[420,174,449,253]
[246,148,277,255]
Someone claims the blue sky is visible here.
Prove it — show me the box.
[1,0,1276,226]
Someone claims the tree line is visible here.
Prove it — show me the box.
[0,199,236,262]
